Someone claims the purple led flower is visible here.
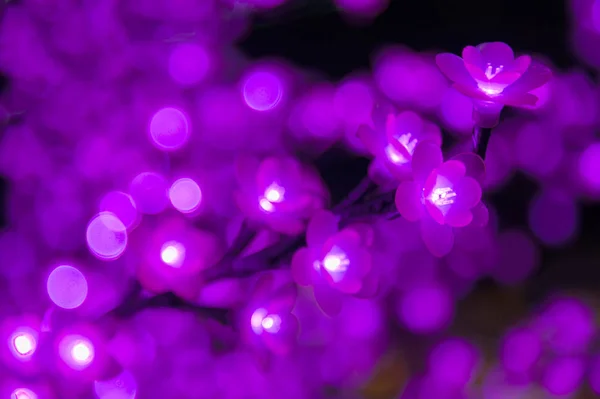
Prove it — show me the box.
[358,110,442,184]
[241,274,299,359]
[235,156,328,235]
[291,211,378,316]
[436,42,551,127]
[395,141,487,257]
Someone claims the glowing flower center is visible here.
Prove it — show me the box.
[385,133,418,165]
[265,183,285,202]
[321,247,350,283]
[484,64,504,79]
[250,308,282,334]
[429,187,457,207]
[160,241,186,268]
[259,182,285,213]
[478,64,506,95]
[13,333,35,356]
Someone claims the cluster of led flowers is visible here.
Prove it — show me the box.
[0,0,600,398]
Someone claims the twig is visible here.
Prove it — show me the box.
[473,125,492,159]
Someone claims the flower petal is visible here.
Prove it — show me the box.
[471,202,490,227]
[502,62,552,97]
[421,216,454,257]
[395,180,424,221]
[478,42,515,67]
[263,313,299,355]
[306,210,339,248]
[462,46,485,69]
[412,141,443,183]
[314,281,344,316]
[455,177,482,209]
[435,160,467,184]
[444,207,473,228]
[291,247,314,286]
[435,53,478,87]
[268,282,298,314]
[453,83,494,102]
[356,270,379,298]
[512,55,531,73]
[451,152,486,184]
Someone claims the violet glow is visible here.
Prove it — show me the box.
[0,1,599,398]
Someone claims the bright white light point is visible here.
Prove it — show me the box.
[160,241,186,268]
[169,177,202,214]
[250,308,281,334]
[259,197,275,213]
[59,335,95,370]
[13,333,35,356]
[264,182,285,203]
[385,133,418,165]
[11,388,37,399]
[72,341,92,363]
[321,247,350,282]
[430,187,456,206]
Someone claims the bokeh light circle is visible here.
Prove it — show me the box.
[11,388,37,399]
[168,43,210,86]
[9,327,38,360]
[86,212,128,261]
[160,241,186,268]
[129,172,169,215]
[168,178,202,214]
[149,107,190,151]
[398,283,453,333]
[94,370,138,399]
[242,70,284,111]
[46,265,88,310]
[58,334,95,371]
[99,191,138,230]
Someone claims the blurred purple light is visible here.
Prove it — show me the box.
[11,388,37,399]
[428,338,479,387]
[9,328,37,361]
[578,142,600,193]
[129,172,169,215]
[397,283,454,333]
[168,43,210,86]
[541,356,585,396]
[169,178,202,214]
[242,70,284,111]
[94,370,137,399]
[59,334,95,371]
[160,241,186,268]
[500,327,541,375]
[99,191,139,230]
[86,212,128,261]
[149,107,190,151]
[528,190,579,246]
[46,265,88,310]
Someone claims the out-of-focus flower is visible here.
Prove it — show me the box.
[291,211,378,316]
[234,156,328,235]
[395,141,487,257]
[241,274,299,360]
[135,217,224,301]
[436,42,551,127]
[358,110,442,185]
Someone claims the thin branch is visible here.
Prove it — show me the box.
[474,125,492,159]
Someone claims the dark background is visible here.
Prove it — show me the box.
[239,0,600,305]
